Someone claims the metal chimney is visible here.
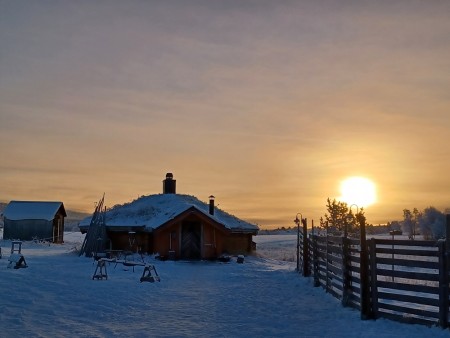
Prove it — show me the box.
[163,173,176,194]
[209,195,215,215]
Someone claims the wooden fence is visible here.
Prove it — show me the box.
[298,216,450,328]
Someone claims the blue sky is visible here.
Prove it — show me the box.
[1,1,449,227]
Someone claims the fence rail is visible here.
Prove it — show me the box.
[298,218,450,328]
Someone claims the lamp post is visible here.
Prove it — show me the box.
[349,204,359,214]
[294,213,302,272]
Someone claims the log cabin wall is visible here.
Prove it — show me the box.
[202,223,228,259]
[136,232,151,253]
[202,222,216,259]
[153,217,230,260]
[107,231,152,253]
[223,233,253,254]
[97,207,256,259]
[153,223,181,259]
[106,227,253,258]
[106,232,129,251]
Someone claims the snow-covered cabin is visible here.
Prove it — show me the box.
[3,201,66,243]
[79,173,259,260]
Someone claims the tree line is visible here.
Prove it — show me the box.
[320,198,448,240]
[398,207,446,240]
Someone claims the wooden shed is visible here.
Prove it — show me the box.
[79,174,259,260]
[3,201,66,243]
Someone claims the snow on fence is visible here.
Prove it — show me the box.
[298,222,450,328]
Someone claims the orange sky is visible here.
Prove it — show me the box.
[1,1,449,228]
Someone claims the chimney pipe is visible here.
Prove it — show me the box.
[163,173,176,194]
[209,195,215,215]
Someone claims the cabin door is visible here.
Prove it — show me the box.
[181,221,201,259]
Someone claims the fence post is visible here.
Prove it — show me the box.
[311,219,315,280]
[359,216,371,320]
[313,234,320,287]
[369,238,378,319]
[302,218,310,277]
[296,219,300,273]
[325,222,331,293]
[438,238,449,328]
[341,235,351,307]
[446,214,450,252]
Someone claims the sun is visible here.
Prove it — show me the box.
[339,176,377,208]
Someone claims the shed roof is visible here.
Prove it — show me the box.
[3,201,66,221]
[79,194,258,233]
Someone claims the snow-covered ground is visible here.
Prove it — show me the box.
[0,232,448,338]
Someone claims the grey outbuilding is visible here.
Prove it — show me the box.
[3,201,66,243]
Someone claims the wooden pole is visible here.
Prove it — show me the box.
[359,215,371,320]
[302,218,310,277]
[341,235,350,307]
[446,214,450,253]
[312,220,320,287]
[369,238,379,319]
[440,213,450,328]
[326,221,330,293]
[296,218,300,272]
[438,240,448,328]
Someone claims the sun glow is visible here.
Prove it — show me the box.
[339,176,377,208]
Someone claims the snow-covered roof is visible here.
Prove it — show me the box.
[79,194,258,233]
[3,201,66,221]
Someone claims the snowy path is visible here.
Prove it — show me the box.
[0,236,448,337]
